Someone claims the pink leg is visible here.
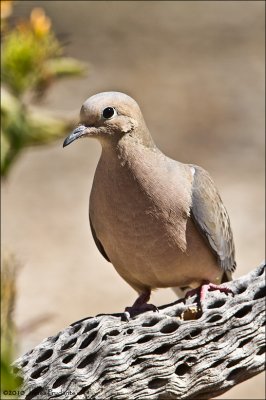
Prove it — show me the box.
[199,282,233,302]
[186,281,233,308]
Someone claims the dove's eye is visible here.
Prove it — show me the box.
[102,107,117,119]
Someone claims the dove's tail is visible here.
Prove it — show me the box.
[222,270,233,283]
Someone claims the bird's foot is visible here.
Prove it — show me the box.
[122,290,158,320]
[185,282,234,310]
[123,303,158,320]
[200,282,234,301]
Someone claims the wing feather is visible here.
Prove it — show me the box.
[89,215,110,262]
[190,165,236,273]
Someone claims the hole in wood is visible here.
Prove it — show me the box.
[109,329,120,336]
[160,322,179,334]
[36,349,53,363]
[154,344,172,354]
[50,334,60,343]
[102,329,120,341]
[77,385,90,396]
[30,365,49,379]
[25,387,43,400]
[212,332,225,342]
[79,331,97,349]
[234,305,252,318]
[148,378,168,389]
[227,367,245,381]
[102,377,116,386]
[131,357,142,366]
[186,356,197,365]
[254,286,265,300]
[62,354,75,364]
[77,353,97,369]
[137,335,153,344]
[189,328,202,338]
[237,286,247,294]
[257,346,265,355]
[72,323,82,334]
[175,363,191,376]
[83,321,99,333]
[122,344,133,352]
[21,360,29,368]
[239,338,250,348]
[211,359,225,368]
[208,299,226,309]
[61,337,77,350]
[208,314,223,323]
[227,359,241,368]
[127,328,134,334]
[52,374,71,389]
[142,318,160,327]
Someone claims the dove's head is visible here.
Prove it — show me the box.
[63,91,154,148]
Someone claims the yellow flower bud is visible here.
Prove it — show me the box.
[30,7,51,36]
[1,1,14,20]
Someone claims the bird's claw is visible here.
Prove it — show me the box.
[122,311,131,322]
[122,303,158,320]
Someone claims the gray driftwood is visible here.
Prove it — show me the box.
[14,263,265,400]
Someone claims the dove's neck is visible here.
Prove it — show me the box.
[132,121,157,149]
[102,121,157,159]
[98,129,165,191]
[102,134,158,169]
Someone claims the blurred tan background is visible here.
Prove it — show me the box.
[1,1,265,398]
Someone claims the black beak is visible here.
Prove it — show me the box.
[63,125,87,147]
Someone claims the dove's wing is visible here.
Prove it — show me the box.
[190,165,236,275]
[89,214,110,262]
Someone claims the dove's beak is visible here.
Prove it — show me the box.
[63,125,88,147]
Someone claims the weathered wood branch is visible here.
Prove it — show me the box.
[14,263,265,400]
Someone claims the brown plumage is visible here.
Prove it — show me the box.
[63,91,236,314]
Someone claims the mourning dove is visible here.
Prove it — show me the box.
[63,91,236,315]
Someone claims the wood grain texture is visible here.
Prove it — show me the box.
[13,263,265,400]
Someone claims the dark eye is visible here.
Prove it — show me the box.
[102,107,116,119]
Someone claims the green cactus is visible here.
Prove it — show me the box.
[1,3,87,177]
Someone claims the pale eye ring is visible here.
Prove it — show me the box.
[102,107,117,119]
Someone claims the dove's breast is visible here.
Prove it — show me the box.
[89,143,222,293]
